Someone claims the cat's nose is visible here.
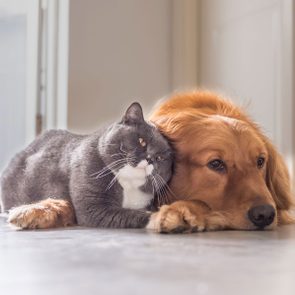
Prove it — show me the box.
[146,156,153,164]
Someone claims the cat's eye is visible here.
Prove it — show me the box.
[156,156,164,161]
[139,137,146,147]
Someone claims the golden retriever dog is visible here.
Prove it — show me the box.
[146,91,295,233]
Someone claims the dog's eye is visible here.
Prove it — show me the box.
[257,157,265,169]
[207,159,226,173]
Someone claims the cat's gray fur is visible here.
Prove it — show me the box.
[1,103,173,228]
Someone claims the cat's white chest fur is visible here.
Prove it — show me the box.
[116,160,153,210]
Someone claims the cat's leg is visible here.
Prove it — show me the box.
[73,198,150,228]
[80,207,151,228]
[146,200,231,233]
[8,198,76,229]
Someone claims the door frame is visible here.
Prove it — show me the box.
[44,0,69,131]
[278,0,295,187]
[25,0,69,139]
[25,0,41,144]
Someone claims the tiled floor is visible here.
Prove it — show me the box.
[1,215,295,295]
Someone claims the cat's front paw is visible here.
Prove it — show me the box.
[8,204,48,229]
[146,201,209,233]
[8,199,75,230]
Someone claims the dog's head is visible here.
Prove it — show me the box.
[150,91,294,230]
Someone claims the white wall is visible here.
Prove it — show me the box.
[67,0,173,133]
[64,0,294,184]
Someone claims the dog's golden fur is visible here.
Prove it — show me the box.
[148,91,295,232]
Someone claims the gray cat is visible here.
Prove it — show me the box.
[1,102,173,229]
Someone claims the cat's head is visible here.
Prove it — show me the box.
[99,102,174,194]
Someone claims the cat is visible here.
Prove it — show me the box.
[0,102,174,229]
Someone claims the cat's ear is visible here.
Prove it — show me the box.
[121,102,145,125]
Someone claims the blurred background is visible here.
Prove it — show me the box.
[0,0,294,186]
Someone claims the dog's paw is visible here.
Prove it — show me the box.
[8,199,75,230]
[146,201,208,234]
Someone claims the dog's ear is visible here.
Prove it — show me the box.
[265,140,295,224]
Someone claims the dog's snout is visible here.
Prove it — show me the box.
[248,205,275,228]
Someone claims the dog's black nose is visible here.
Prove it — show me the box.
[248,205,275,228]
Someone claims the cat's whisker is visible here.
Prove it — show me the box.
[126,158,137,166]
[158,183,167,206]
[154,174,171,205]
[106,175,119,191]
[95,165,125,178]
[101,158,127,168]
[155,174,176,202]
[159,181,171,205]
[92,155,138,179]
[96,170,117,179]
[151,177,155,197]
[93,161,125,176]
[151,175,159,207]
[152,174,164,206]
[161,185,170,205]
[92,159,127,178]
[154,179,161,207]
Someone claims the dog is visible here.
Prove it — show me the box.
[146,91,295,233]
